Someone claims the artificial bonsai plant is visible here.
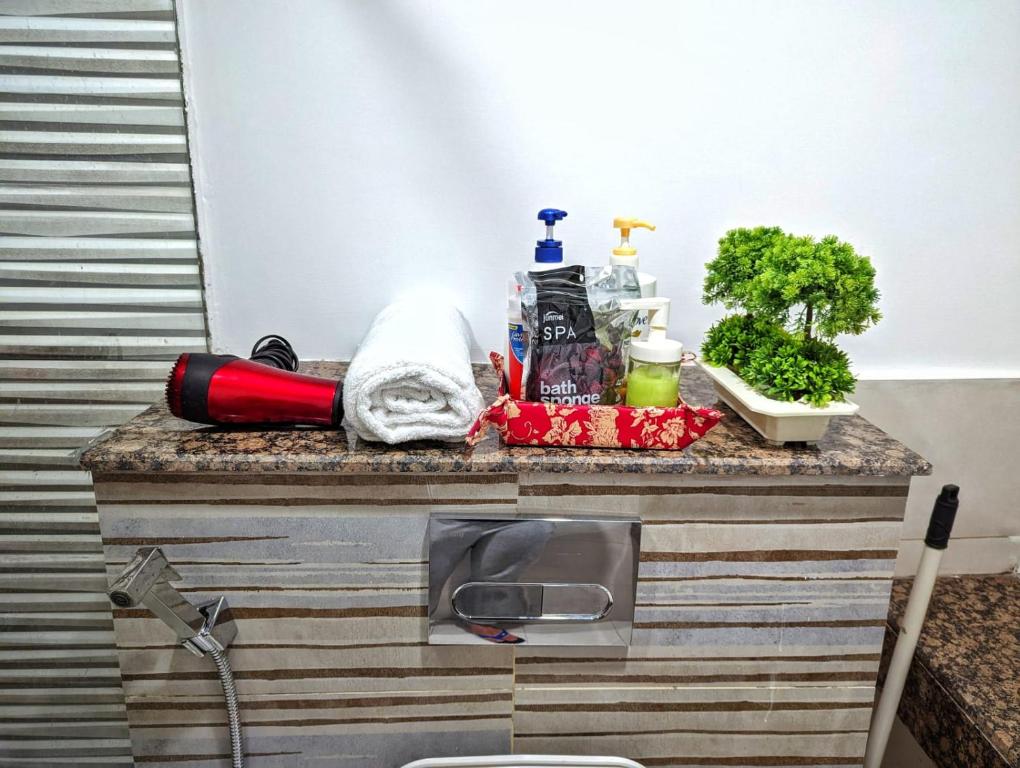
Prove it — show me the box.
[701,226,880,407]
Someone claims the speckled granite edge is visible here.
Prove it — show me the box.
[880,576,1019,768]
[79,362,932,477]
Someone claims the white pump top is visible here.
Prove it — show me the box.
[619,297,684,364]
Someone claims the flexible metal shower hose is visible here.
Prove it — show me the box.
[208,648,245,768]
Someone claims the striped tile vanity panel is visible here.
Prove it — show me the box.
[92,470,912,768]
[515,473,908,768]
[93,473,518,768]
[0,1,207,765]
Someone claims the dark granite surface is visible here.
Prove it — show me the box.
[79,362,931,476]
[881,575,1019,768]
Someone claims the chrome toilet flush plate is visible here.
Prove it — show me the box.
[428,515,641,646]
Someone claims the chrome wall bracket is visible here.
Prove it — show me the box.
[182,595,238,658]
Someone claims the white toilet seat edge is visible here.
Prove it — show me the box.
[400,756,645,768]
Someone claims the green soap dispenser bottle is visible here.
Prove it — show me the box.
[621,298,684,408]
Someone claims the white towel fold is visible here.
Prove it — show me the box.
[342,298,484,444]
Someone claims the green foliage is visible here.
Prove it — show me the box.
[702,227,787,310]
[744,337,855,407]
[753,234,881,340]
[702,316,855,407]
[701,226,876,407]
[701,314,781,372]
[703,228,881,341]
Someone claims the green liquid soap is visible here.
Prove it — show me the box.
[625,363,679,407]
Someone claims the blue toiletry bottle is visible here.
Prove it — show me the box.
[507,209,569,398]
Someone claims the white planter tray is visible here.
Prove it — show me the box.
[698,362,858,445]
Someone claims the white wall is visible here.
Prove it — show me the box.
[177,0,1020,379]
[853,378,1020,576]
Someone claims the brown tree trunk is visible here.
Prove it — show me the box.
[805,304,813,341]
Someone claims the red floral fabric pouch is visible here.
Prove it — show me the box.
[468,353,723,450]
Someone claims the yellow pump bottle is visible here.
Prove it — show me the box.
[611,217,657,338]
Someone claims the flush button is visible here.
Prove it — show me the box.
[451,581,613,623]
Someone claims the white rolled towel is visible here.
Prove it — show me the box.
[343,298,484,444]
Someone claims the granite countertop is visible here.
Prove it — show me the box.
[79,362,931,476]
[882,575,1019,768]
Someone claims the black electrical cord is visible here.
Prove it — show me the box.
[249,334,299,371]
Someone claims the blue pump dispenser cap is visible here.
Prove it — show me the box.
[538,209,568,225]
[535,208,568,263]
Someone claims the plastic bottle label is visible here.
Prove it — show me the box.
[508,321,525,400]
[509,322,526,363]
[633,311,650,339]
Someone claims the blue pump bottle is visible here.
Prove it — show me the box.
[507,208,569,398]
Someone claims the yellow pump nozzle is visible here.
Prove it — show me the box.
[612,218,656,257]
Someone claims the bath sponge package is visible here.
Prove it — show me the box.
[516,264,640,406]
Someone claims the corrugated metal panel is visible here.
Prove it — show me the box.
[0,0,206,763]
[0,17,177,45]
[0,161,192,183]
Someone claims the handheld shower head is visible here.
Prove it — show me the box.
[108,547,236,656]
[108,548,246,767]
[108,546,179,605]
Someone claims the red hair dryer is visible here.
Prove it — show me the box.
[166,335,343,427]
